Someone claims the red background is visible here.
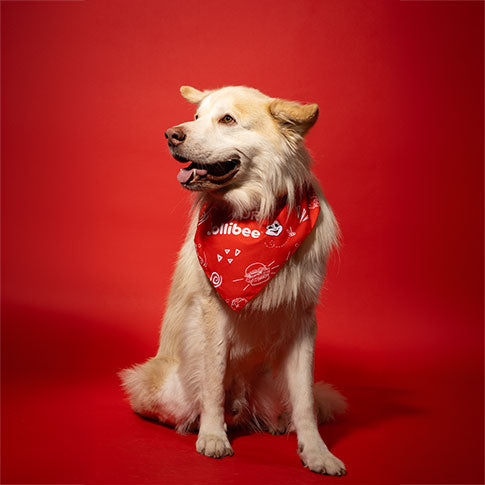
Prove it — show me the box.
[2,1,483,484]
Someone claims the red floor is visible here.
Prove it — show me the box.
[2,294,483,485]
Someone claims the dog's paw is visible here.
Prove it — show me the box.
[196,433,234,459]
[299,443,346,476]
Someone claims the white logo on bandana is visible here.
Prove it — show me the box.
[265,220,283,237]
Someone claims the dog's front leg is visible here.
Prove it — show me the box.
[195,299,233,459]
[285,313,346,476]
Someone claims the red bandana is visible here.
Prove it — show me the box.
[194,188,320,312]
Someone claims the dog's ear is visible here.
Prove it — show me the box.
[180,86,209,104]
[269,99,319,136]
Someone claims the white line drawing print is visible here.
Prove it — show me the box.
[233,261,279,290]
[300,208,308,222]
[296,205,309,223]
[264,233,291,249]
[308,196,319,210]
[195,243,208,268]
[210,272,222,288]
[218,248,242,264]
[231,297,248,311]
[198,251,208,268]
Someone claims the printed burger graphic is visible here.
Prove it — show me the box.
[194,187,321,312]
[234,261,279,290]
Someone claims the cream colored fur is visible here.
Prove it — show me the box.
[120,86,347,475]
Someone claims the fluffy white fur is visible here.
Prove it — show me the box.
[120,86,347,475]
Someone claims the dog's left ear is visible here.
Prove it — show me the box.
[180,86,210,104]
[269,99,319,136]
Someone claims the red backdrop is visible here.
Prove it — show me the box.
[2,1,483,484]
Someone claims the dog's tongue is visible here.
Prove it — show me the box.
[177,168,207,184]
[177,168,193,184]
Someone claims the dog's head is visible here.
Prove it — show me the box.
[164,86,319,219]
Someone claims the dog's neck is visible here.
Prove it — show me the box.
[195,179,314,223]
[195,147,314,222]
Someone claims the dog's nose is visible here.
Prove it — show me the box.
[164,127,186,147]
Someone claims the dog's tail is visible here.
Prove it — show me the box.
[314,381,348,424]
[118,356,177,418]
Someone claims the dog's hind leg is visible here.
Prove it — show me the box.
[245,370,346,434]
[246,367,286,433]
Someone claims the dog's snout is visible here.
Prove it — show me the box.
[164,127,186,147]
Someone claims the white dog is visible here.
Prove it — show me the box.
[120,86,347,476]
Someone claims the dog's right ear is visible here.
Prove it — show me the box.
[180,86,209,104]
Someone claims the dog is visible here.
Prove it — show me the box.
[120,86,346,476]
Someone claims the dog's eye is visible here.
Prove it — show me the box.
[195,114,199,120]
[219,114,236,125]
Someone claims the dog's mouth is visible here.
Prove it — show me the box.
[174,154,240,190]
